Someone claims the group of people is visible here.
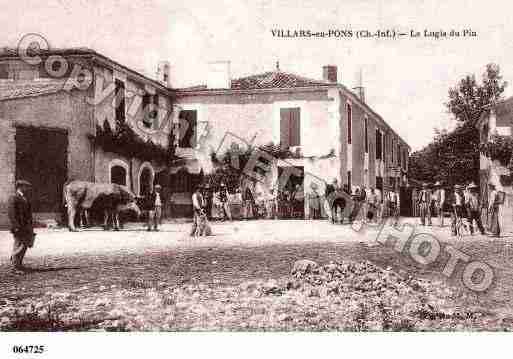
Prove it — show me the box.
[322,178,401,225]
[416,181,501,237]
[195,182,308,221]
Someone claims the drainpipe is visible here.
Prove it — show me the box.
[129,157,134,192]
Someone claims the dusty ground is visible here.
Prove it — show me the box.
[1,218,513,331]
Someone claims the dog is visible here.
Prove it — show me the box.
[194,212,212,237]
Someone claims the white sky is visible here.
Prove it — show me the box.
[2,0,513,150]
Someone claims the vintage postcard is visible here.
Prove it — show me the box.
[0,0,512,357]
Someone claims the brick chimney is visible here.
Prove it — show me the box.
[156,61,171,87]
[322,65,338,83]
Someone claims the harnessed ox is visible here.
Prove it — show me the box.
[64,181,141,231]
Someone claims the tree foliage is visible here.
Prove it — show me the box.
[409,123,480,186]
[94,118,176,164]
[409,63,507,186]
[205,142,308,191]
[446,63,507,123]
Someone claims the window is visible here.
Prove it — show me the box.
[364,117,368,153]
[178,110,197,148]
[347,104,352,144]
[347,171,352,192]
[375,129,382,160]
[0,64,9,79]
[115,79,126,124]
[280,107,301,148]
[391,138,395,163]
[142,93,158,128]
[396,143,400,165]
[376,176,383,191]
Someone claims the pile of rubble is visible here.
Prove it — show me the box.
[253,259,489,330]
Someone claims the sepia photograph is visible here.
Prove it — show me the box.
[0,0,512,357]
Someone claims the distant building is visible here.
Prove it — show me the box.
[477,96,513,232]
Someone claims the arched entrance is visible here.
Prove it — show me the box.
[109,159,129,186]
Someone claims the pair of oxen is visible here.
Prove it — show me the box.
[63,181,142,231]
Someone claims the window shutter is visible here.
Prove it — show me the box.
[290,108,301,146]
[280,108,290,149]
[189,110,197,148]
[152,95,159,130]
[178,110,197,148]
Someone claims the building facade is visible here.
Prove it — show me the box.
[0,48,175,226]
[0,48,410,223]
[173,64,410,217]
[477,97,513,233]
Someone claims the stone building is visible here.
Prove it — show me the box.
[0,47,410,223]
[0,48,175,226]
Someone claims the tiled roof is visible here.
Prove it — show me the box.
[0,47,95,59]
[178,70,333,92]
[0,47,171,93]
[0,79,67,101]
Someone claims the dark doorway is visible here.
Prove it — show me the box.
[111,165,127,186]
[278,166,304,218]
[400,186,413,217]
[15,126,68,212]
[140,167,152,196]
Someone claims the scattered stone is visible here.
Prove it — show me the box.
[292,259,319,276]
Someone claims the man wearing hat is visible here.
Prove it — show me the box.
[145,184,163,231]
[433,181,446,227]
[8,180,35,272]
[417,183,432,226]
[466,182,485,235]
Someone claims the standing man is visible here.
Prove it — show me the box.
[417,183,432,226]
[203,183,213,220]
[266,188,277,219]
[488,183,501,237]
[466,182,485,235]
[374,187,383,222]
[145,184,163,231]
[308,183,321,220]
[325,179,337,223]
[433,181,446,227]
[219,183,232,221]
[388,187,400,225]
[8,180,35,273]
[190,186,205,236]
[367,188,377,222]
[242,186,254,220]
[450,184,466,236]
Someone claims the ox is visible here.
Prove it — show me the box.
[63,181,141,231]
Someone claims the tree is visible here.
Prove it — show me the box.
[446,63,506,123]
[410,63,507,186]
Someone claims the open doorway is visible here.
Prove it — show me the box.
[277,166,304,218]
